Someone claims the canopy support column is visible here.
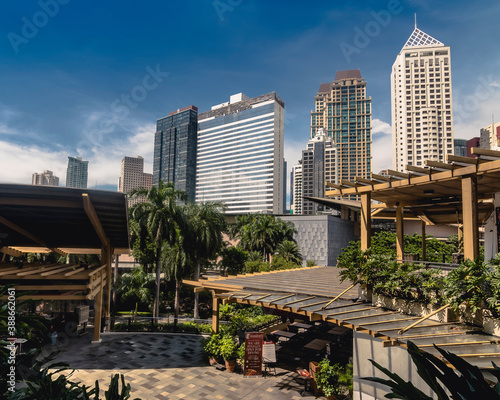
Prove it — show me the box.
[421,220,426,261]
[361,193,371,251]
[462,175,479,261]
[396,205,404,261]
[212,292,220,334]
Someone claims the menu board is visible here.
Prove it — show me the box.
[243,332,264,376]
[262,341,276,363]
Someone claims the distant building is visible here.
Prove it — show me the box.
[32,170,59,186]
[291,164,303,214]
[66,156,88,188]
[153,105,198,202]
[118,156,153,207]
[479,121,500,151]
[467,137,480,157]
[196,92,285,214]
[300,128,338,215]
[311,70,372,199]
[279,214,356,267]
[391,23,453,171]
[454,139,467,157]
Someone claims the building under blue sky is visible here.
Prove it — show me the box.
[0,1,499,192]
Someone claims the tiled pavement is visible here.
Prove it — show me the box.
[52,332,321,399]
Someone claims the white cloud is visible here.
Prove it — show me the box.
[371,118,393,174]
[453,76,500,140]
[0,124,155,188]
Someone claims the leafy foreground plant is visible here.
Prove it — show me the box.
[363,341,500,399]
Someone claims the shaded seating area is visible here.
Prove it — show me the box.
[0,184,130,342]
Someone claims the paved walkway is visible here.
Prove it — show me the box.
[52,332,322,399]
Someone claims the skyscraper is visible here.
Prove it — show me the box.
[196,92,284,214]
[153,105,198,202]
[291,164,302,215]
[66,156,88,188]
[300,128,338,215]
[391,24,453,171]
[118,156,152,207]
[32,170,59,186]
[311,70,372,193]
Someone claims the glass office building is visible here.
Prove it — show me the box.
[311,70,372,200]
[196,92,284,214]
[153,105,198,202]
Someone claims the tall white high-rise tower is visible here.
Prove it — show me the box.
[391,22,453,171]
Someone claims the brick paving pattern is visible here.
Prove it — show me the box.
[53,332,320,399]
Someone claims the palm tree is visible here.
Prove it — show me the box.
[162,228,190,327]
[129,182,187,320]
[184,202,227,319]
[276,240,303,265]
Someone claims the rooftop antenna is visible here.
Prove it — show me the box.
[414,13,418,29]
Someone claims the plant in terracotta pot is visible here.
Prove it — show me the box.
[314,358,346,399]
[203,333,222,365]
[219,334,239,372]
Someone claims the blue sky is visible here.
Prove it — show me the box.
[1,1,499,193]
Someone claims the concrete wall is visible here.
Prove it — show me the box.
[279,215,356,266]
[403,220,458,239]
[353,331,437,400]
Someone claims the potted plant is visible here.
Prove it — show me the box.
[219,334,239,372]
[203,333,222,365]
[314,358,346,399]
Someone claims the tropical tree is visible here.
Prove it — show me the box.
[276,240,303,265]
[162,228,190,327]
[117,266,156,313]
[184,202,227,319]
[129,182,187,320]
[235,214,298,262]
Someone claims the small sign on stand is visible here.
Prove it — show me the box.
[243,332,264,376]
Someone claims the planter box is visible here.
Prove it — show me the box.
[358,284,372,302]
[374,294,457,323]
[482,310,500,335]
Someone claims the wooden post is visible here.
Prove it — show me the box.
[396,205,404,261]
[101,242,112,331]
[92,271,104,343]
[360,193,372,251]
[462,175,479,260]
[458,224,464,253]
[421,220,426,261]
[212,294,220,334]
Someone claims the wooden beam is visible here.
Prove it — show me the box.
[462,175,479,260]
[471,147,500,159]
[326,182,345,190]
[82,193,108,246]
[406,165,431,175]
[340,179,360,188]
[425,160,455,170]
[370,173,392,182]
[387,169,410,179]
[447,154,484,165]
[354,177,375,186]
[92,270,104,343]
[361,193,371,251]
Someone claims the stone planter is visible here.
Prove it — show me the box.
[358,284,373,302]
[482,310,500,336]
[374,294,457,323]
[225,359,237,372]
[455,304,483,327]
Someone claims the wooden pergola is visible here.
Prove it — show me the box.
[325,148,500,261]
[0,184,130,342]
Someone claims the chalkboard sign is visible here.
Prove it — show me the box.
[244,332,264,376]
